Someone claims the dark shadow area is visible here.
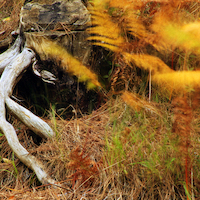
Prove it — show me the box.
[14,59,101,119]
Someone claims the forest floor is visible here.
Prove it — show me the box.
[0,96,200,199]
[1,0,200,199]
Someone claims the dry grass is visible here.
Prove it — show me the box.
[0,103,108,199]
[0,97,200,199]
[0,0,24,42]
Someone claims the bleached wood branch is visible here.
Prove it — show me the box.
[0,35,23,74]
[0,44,56,184]
[6,97,54,138]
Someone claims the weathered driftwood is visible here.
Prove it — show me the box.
[0,39,56,184]
[0,35,22,73]
[0,0,91,185]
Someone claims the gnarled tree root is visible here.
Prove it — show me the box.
[0,35,22,73]
[0,37,56,184]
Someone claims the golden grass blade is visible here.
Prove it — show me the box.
[152,70,200,93]
[152,14,200,54]
[27,36,101,89]
[111,1,147,39]
[87,10,124,51]
[122,52,173,73]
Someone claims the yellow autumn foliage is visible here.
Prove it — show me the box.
[109,0,139,10]
[152,71,200,93]
[163,22,200,54]
[90,0,109,10]
[27,35,101,89]
[88,0,146,51]
[26,0,200,95]
[87,11,124,51]
[88,0,200,95]
[123,52,173,74]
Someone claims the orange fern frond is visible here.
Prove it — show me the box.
[88,0,200,96]
[87,11,124,52]
[122,51,200,94]
[109,0,147,39]
[152,71,200,94]
[90,0,110,10]
[165,22,200,54]
[149,9,176,51]
[88,0,147,51]
[122,52,173,74]
[151,11,200,54]
[109,0,143,10]
[67,146,100,187]
[27,36,101,89]
[126,15,147,39]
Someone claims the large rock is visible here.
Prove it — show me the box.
[21,0,91,63]
[17,0,95,117]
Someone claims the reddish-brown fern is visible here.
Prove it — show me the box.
[67,132,102,189]
[67,146,101,188]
